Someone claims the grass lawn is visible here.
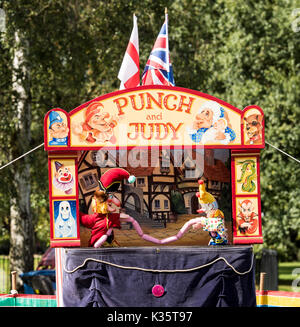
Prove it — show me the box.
[278,262,300,292]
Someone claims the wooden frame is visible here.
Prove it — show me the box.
[231,150,263,244]
[48,152,80,247]
[44,85,265,246]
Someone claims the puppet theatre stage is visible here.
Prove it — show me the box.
[56,245,256,307]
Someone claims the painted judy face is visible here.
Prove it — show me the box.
[49,122,69,139]
[55,166,73,183]
[194,109,214,129]
[201,202,218,213]
[89,113,112,133]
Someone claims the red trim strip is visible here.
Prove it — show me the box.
[242,105,265,148]
[0,294,56,299]
[231,151,263,244]
[51,240,81,247]
[233,237,263,244]
[49,154,80,247]
[45,144,265,152]
[256,290,300,298]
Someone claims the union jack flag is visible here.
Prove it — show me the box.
[142,13,175,86]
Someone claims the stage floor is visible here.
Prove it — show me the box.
[80,214,233,247]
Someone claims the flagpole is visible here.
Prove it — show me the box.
[165,8,170,86]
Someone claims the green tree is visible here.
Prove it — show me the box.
[0,0,175,287]
[171,0,300,259]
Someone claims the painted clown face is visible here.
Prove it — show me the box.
[55,165,73,184]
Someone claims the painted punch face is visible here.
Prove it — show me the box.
[92,191,121,214]
[89,113,112,132]
[107,193,121,207]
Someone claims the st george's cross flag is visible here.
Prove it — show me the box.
[118,14,140,89]
[142,11,175,86]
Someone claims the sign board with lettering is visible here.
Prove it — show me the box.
[44,85,264,151]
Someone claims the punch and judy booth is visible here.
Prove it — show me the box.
[44,85,265,307]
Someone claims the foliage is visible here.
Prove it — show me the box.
[278,261,300,292]
[0,0,299,260]
[171,0,300,260]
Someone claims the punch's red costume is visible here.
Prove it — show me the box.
[79,212,121,247]
[79,168,135,247]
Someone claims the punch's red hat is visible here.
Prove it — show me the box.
[85,102,104,123]
[99,168,135,193]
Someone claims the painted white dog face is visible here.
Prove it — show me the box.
[59,201,72,219]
